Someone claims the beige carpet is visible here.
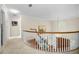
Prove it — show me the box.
[0,39,79,54]
[0,39,47,54]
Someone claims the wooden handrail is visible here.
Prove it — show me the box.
[23,30,79,34]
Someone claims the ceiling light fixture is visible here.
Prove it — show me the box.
[9,9,20,14]
[28,4,32,7]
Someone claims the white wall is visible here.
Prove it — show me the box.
[0,19,1,47]
[50,18,79,32]
[22,15,51,31]
[0,6,8,47]
[0,5,10,46]
[0,11,1,47]
[9,13,21,39]
[0,7,2,47]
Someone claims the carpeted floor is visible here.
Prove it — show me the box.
[0,39,79,54]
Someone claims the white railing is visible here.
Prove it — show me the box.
[23,30,79,53]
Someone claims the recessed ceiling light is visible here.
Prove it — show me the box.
[28,4,32,7]
[9,9,20,14]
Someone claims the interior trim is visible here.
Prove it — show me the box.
[23,30,79,34]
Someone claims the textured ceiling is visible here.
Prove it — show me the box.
[1,4,79,20]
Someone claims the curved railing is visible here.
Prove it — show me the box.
[23,30,79,34]
[23,30,79,53]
